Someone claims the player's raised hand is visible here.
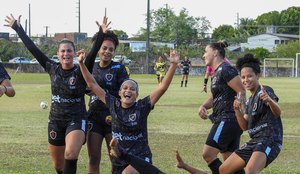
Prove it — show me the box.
[260,85,270,103]
[168,49,180,64]
[77,49,86,63]
[96,16,111,33]
[4,14,21,28]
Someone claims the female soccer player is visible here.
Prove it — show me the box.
[219,54,282,174]
[154,55,167,84]
[84,22,129,174]
[5,14,109,174]
[198,41,246,174]
[77,48,179,174]
[0,62,15,97]
[179,56,192,87]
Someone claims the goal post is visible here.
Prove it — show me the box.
[263,58,294,77]
[296,53,299,77]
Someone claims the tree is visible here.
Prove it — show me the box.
[274,40,300,58]
[256,11,281,33]
[113,30,129,40]
[212,25,235,41]
[243,47,270,61]
[279,7,300,34]
[135,5,211,46]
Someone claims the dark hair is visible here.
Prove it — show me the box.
[236,53,261,74]
[207,40,228,58]
[92,30,119,49]
[120,79,139,94]
[58,39,75,51]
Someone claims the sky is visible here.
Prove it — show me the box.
[0,0,299,37]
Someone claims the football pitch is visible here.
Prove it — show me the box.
[0,73,299,174]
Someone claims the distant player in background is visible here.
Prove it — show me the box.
[154,55,167,84]
[0,62,15,97]
[179,56,192,87]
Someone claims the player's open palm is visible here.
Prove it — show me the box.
[168,49,180,64]
[4,14,21,28]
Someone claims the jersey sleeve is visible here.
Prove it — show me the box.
[222,64,238,83]
[116,64,129,88]
[84,27,104,73]
[11,21,49,69]
[0,63,11,82]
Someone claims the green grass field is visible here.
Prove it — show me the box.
[0,73,299,174]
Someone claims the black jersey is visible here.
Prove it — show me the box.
[106,93,153,157]
[88,62,129,113]
[246,85,283,145]
[11,23,98,121]
[211,62,238,121]
[181,60,191,71]
[0,63,10,83]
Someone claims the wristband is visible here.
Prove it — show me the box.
[204,78,208,85]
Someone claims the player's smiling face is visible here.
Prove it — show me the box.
[99,40,115,63]
[240,67,260,93]
[57,43,75,65]
[203,45,215,66]
[119,80,138,108]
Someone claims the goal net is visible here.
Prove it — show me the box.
[263,58,294,77]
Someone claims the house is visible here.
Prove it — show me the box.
[54,32,88,43]
[240,33,299,52]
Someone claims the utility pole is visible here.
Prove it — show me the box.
[76,0,81,33]
[29,3,31,37]
[236,12,240,29]
[44,26,49,37]
[146,0,150,74]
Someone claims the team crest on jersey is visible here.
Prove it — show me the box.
[50,130,57,140]
[105,73,113,81]
[87,122,93,131]
[105,115,112,125]
[69,76,76,85]
[252,103,257,111]
[129,113,137,122]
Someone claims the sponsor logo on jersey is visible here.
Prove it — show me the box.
[105,73,113,81]
[50,130,57,140]
[112,132,143,141]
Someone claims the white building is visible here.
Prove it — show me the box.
[240,33,299,52]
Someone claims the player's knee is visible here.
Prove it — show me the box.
[202,151,218,164]
[64,149,79,160]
